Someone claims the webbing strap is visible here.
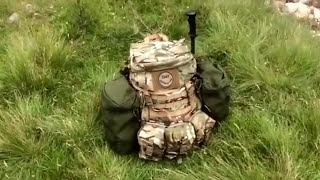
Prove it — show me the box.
[149,106,192,119]
[150,86,194,102]
[150,91,187,101]
[152,99,189,109]
[149,100,197,122]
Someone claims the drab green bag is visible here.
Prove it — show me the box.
[196,59,231,122]
[98,73,140,155]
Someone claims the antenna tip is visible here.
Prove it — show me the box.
[186,10,197,16]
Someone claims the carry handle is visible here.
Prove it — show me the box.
[186,10,197,55]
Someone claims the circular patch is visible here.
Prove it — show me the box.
[158,72,173,88]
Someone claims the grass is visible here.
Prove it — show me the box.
[0,0,320,179]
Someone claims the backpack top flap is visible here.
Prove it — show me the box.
[128,38,197,94]
[129,39,194,72]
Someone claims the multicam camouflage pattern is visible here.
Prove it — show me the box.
[137,122,166,161]
[164,122,196,159]
[190,111,216,146]
[128,35,216,161]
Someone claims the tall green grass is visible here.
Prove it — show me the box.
[0,0,320,179]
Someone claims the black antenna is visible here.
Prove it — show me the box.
[186,10,197,54]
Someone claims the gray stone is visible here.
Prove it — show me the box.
[313,7,320,20]
[282,2,300,13]
[295,3,311,18]
[8,13,19,23]
[25,4,35,14]
[33,13,41,19]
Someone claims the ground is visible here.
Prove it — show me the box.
[0,0,320,179]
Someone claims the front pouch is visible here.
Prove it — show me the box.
[164,122,196,159]
[190,111,216,147]
[137,122,166,161]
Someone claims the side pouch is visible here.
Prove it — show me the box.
[98,73,140,155]
[137,122,166,161]
[197,60,231,122]
[190,111,216,147]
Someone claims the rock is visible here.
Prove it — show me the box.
[8,13,19,23]
[33,13,41,19]
[25,3,35,14]
[300,0,312,5]
[295,3,312,18]
[309,13,315,19]
[282,2,300,13]
[312,0,320,8]
[273,1,286,11]
[313,7,320,20]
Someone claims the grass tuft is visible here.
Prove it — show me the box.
[0,0,320,179]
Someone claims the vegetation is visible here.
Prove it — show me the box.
[0,0,320,179]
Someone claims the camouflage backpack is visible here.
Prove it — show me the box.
[125,34,216,161]
[98,11,231,160]
[98,35,231,158]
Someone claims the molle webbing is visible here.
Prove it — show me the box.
[146,86,195,103]
[129,37,216,161]
[148,90,187,102]
[147,105,192,120]
[152,99,189,109]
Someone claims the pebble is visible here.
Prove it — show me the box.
[25,4,35,14]
[33,13,41,18]
[8,13,19,23]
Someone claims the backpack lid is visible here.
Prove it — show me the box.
[128,38,194,72]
